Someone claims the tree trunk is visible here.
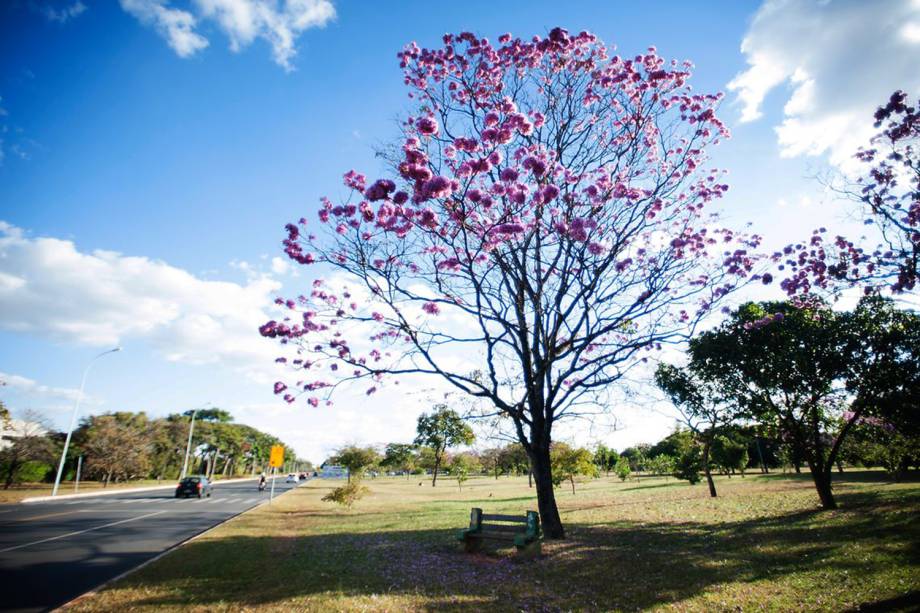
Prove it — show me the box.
[209,449,220,479]
[702,439,717,498]
[432,449,441,487]
[530,445,564,539]
[528,467,533,488]
[4,459,19,489]
[810,465,837,509]
[569,475,575,495]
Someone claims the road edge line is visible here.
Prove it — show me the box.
[54,482,304,612]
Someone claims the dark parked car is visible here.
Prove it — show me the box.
[175,476,212,498]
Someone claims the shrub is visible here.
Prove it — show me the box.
[674,447,702,484]
[321,481,369,508]
[615,455,632,481]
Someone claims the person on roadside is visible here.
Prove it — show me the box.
[258,472,267,492]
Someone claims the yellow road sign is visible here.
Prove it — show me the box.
[269,445,284,468]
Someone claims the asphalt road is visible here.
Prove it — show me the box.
[0,477,303,612]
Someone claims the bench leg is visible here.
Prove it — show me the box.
[514,539,541,560]
[463,536,483,553]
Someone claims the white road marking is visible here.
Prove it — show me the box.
[243,498,258,504]
[0,510,167,553]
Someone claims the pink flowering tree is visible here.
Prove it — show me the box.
[780,91,919,296]
[261,28,762,538]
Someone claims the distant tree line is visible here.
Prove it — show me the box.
[0,406,304,489]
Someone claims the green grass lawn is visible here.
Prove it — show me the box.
[66,470,919,612]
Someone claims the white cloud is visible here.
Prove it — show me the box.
[0,371,95,404]
[234,384,430,462]
[40,1,87,23]
[194,0,335,70]
[120,0,210,59]
[270,256,290,275]
[120,0,335,70]
[0,221,286,384]
[728,0,920,170]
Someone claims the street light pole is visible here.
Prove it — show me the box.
[180,403,210,480]
[52,347,121,497]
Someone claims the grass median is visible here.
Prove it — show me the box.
[65,470,919,612]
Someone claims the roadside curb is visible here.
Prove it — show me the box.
[22,477,259,504]
[56,480,307,611]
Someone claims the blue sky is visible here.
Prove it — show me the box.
[1,0,918,461]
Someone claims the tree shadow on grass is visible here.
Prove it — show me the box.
[426,494,538,505]
[99,488,920,612]
[618,481,688,492]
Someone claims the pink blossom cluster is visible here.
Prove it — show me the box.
[841,411,896,432]
[781,91,919,296]
[259,27,761,408]
[742,312,784,331]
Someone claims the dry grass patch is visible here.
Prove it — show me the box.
[65,471,919,612]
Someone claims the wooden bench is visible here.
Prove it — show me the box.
[456,507,541,557]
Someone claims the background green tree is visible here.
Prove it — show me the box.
[711,434,749,478]
[655,364,742,496]
[414,405,474,487]
[687,297,920,508]
[449,452,481,491]
[330,445,380,483]
[593,444,617,477]
[1,411,55,489]
[614,455,631,482]
[380,443,417,478]
[551,443,598,494]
